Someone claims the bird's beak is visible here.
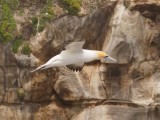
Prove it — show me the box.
[101,56,117,63]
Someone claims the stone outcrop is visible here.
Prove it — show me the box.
[0,0,160,120]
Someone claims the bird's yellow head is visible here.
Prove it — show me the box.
[96,51,117,63]
[97,51,108,59]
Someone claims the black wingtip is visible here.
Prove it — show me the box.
[66,65,83,72]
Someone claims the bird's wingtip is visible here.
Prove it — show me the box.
[30,65,46,73]
[30,69,36,73]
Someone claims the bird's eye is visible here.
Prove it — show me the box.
[105,56,108,58]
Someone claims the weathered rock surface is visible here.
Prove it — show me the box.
[30,2,116,61]
[0,104,39,120]
[0,0,160,120]
[72,104,160,120]
[34,102,68,120]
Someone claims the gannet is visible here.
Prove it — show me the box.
[31,41,117,72]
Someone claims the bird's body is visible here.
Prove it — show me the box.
[31,41,117,72]
[61,50,99,64]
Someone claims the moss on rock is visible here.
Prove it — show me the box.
[61,0,81,15]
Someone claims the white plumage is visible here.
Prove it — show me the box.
[31,41,117,72]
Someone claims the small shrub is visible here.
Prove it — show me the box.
[0,0,17,44]
[31,10,54,34]
[31,17,38,35]
[17,88,25,100]
[22,43,31,55]
[12,38,22,53]
[42,12,54,21]
[2,0,19,9]
[43,0,55,16]
[62,0,81,15]
[40,0,55,29]
[31,17,38,26]
[18,8,25,16]
[38,13,54,32]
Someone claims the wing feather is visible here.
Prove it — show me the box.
[66,64,83,71]
[65,41,85,52]
[66,63,84,71]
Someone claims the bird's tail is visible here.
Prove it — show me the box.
[30,64,46,73]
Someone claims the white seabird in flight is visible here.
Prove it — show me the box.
[31,41,117,72]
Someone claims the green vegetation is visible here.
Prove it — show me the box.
[39,13,54,31]
[12,37,31,56]
[43,0,55,15]
[0,0,18,44]
[22,43,31,55]
[12,38,23,53]
[17,88,25,100]
[30,0,54,34]
[31,17,38,26]
[1,0,19,9]
[61,0,81,15]
[18,8,25,16]
[31,16,47,35]
[38,17,46,32]
[12,34,31,55]
[31,0,55,35]
[31,17,38,35]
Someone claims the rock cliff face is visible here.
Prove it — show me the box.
[0,0,160,120]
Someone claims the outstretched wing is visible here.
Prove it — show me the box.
[65,41,85,52]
